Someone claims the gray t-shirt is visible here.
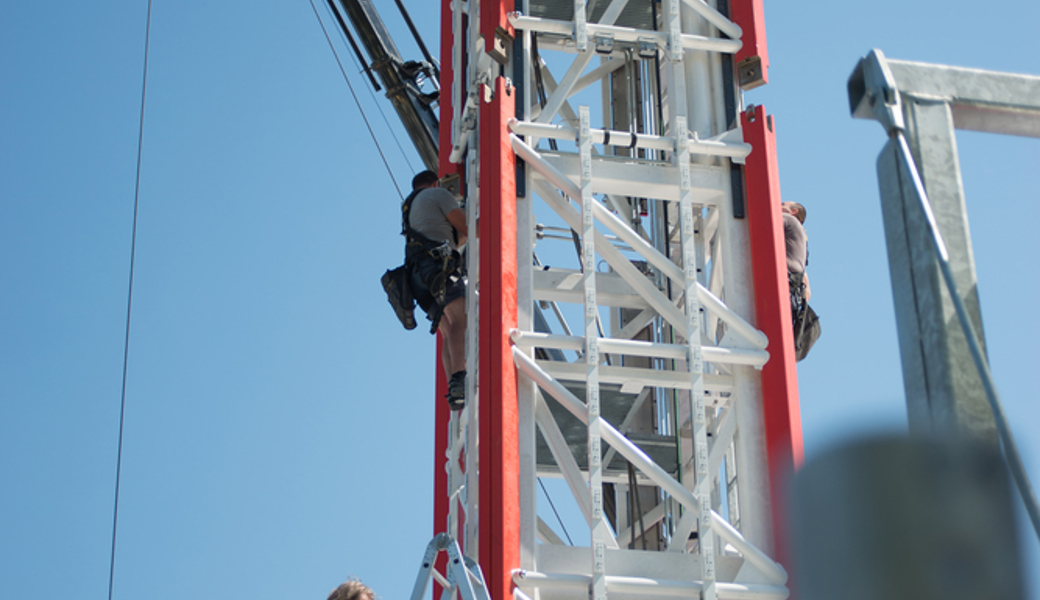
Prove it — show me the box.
[783,213,807,274]
[408,187,461,249]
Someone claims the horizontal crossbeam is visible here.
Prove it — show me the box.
[513,330,768,367]
[510,14,742,54]
[514,347,788,584]
[513,570,787,600]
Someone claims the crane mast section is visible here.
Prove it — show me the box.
[427,1,803,600]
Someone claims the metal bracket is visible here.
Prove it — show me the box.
[847,48,904,134]
[594,33,615,55]
[489,26,513,65]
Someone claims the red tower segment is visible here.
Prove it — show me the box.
[477,75,520,600]
[742,105,804,565]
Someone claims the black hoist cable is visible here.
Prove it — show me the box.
[324,0,382,91]
[392,0,439,81]
[309,0,404,199]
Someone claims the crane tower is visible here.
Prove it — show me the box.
[422,0,803,599]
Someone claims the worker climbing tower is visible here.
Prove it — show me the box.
[425,0,803,599]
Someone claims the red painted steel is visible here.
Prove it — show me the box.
[480,0,514,57]
[741,105,804,567]
[433,0,456,592]
[478,75,520,600]
[438,0,458,180]
[730,0,769,89]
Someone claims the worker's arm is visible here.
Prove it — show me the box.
[446,207,468,247]
[803,271,811,302]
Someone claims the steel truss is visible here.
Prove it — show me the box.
[431,1,800,600]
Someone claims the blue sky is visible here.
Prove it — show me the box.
[1,1,1037,599]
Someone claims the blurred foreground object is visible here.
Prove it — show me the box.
[791,437,1024,600]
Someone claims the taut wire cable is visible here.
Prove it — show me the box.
[308,0,404,200]
[325,2,417,175]
[538,478,574,545]
[109,1,154,599]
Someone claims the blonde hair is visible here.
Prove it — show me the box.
[328,579,375,600]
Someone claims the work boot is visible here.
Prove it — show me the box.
[446,370,466,410]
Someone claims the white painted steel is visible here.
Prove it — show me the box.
[463,139,481,558]
[498,1,787,596]
[617,501,668,548]
[513,348,788,585]
[518,140,767,350]
[571,58,627,97]
[517,14,539,570]
[513,571,788,600]
[667,507,699,553]
[511,330,768,367]
[449,90,480,163]
[509,15,742,54]
[679,0,742,40]
[513,586,536,600]
[457,0,484,556]
[527,176,692,335]
[579,105,609,600]
[573,0,587,52]
[537,517,567,545]
[536,360,734,396]
[611,305,663,341]
[705,407,739,488]
[666,0,715,590]
[537,151,707,203]
[535,394,595,526]
[451,0,463,162]
[531,0,629,125]
[599,387,653,474]
[533,268,650,310]
[509,119,753,159]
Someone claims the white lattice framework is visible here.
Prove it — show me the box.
[436,1,791,599]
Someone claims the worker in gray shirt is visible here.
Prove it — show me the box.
[782,201,810,301]
[403,170,468,409]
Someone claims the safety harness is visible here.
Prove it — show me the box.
[401,189,461,332]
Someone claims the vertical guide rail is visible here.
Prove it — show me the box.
[477,72,519,600]
[578,106,607,600]
[516,0,540,576]
[665,0,715,594]
[677,113,715,597]
[465,84,482,559]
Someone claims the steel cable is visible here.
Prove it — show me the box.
[308,0,404,199]
[108,1,154,598]
[538,478,574,545]
[323,0,417,175]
